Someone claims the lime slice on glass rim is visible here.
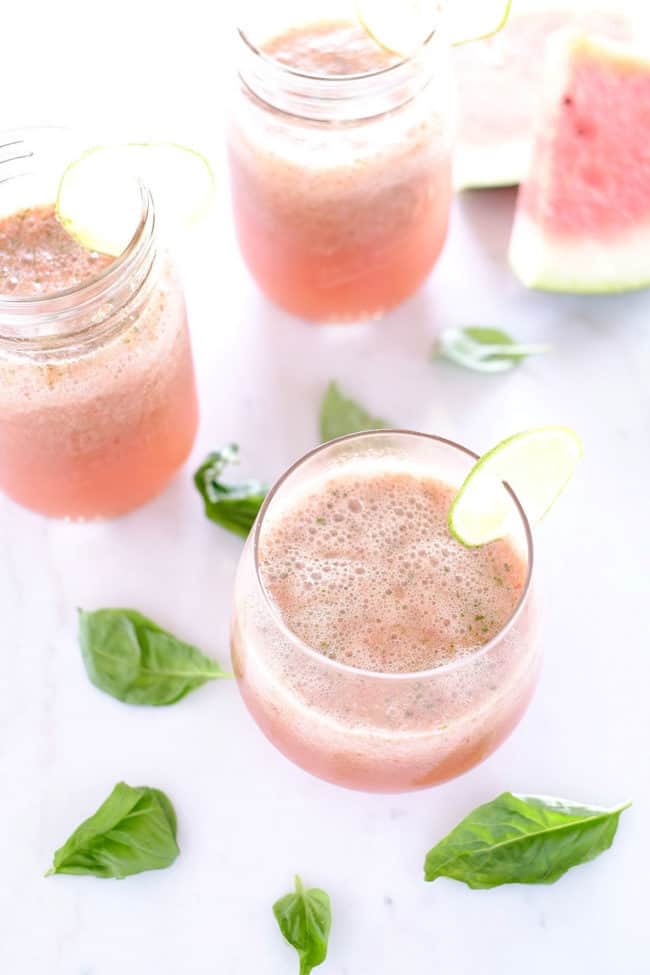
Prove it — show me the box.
[56,143,215,257]
[448,427,583,547]
[356,0,513,57]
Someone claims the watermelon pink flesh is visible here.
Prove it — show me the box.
[520,41,650,236]
[510,33,650,292]
[453,7,632,189]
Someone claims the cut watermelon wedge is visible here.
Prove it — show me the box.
[453,4,633,191]
[509,32,650,293]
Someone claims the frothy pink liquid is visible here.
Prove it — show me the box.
[0,205,198,519]
[260,473,525,670]
[228,20,453,322]
[232,467,539,792]
[0,203,114,295]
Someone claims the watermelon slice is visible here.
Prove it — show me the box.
[509,32,650,293]
[453,4,633,190]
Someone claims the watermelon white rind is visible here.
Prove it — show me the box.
[509,32,650,294]
[509,213,650,294]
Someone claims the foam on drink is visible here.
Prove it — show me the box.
[259,470,526,674]
[262,19,400,75]
[0,204,113,295]
[0,201,197,519]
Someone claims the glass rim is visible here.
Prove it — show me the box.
[0,125,155,343]
[0,190,149,308]
[252,429,534,683]
[236,24,439,85]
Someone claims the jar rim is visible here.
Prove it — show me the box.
[0,127,157,351]
[0,189,149,308]
[252,429,535,683]
[237,23,438,84]
[235,22,445,121]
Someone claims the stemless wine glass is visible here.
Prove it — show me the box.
[232,431,540,793]
[228,1,455,322]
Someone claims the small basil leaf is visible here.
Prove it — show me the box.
[463,326,516,345]
[79,608,229,706]
[273,875,332,975]
[320,381,389,442]
[194,443,267,538]
[434,326,551,373]
[424,792,630,889]
[46,782,179,879]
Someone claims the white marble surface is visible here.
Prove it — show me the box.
[2,3,650,972]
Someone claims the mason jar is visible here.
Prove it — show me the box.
[228,7,455,323]
[0,128,198,520]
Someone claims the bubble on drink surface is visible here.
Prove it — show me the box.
[258,468,527,676]
[0,204,190,426]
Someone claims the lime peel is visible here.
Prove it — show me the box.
[356,0,442,58]
[120,142,216,227]
[56,143,215,257]
[356,0,513,58]
[56,147,143,257]
[450,0,513,48]
[448,427,583,548]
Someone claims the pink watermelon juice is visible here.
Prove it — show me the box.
[0,202,198,519]
[510,32,650,292]
[232,432,539,793]
[229,19,453,322]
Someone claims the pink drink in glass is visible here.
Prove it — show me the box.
[0,131,198,520]
[229,19,453,322]
[232,432,540,793]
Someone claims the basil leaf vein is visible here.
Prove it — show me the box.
[273,875,332,975]
[194,443,267,538]
[320,381,390,442]
[46,782,179,879]
[424,792,630,889]
[435,326,551,373]
[79,608,230,706]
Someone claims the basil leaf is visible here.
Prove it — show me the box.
[46,782,179,879]
[194,443,267,538]
[424,792,630,889]
[320,381,389,442]
[273,875,332,975]
[434,326,551,372]
[79,608,229,706]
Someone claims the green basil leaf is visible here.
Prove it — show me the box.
[79,608,229,706]
[46,782,179,879]
[194,443,267,538]
[424,792,630,889]
[434,326,551,373]
[463,326,517,345]
[273,875,332,975]
[320,381,389,442]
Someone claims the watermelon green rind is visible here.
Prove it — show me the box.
[509,213,650,293]
[454,140,529,191]
[509,32,650,294]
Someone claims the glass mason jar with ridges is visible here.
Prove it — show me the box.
[0,128,198,520]
[228,7,455,323]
